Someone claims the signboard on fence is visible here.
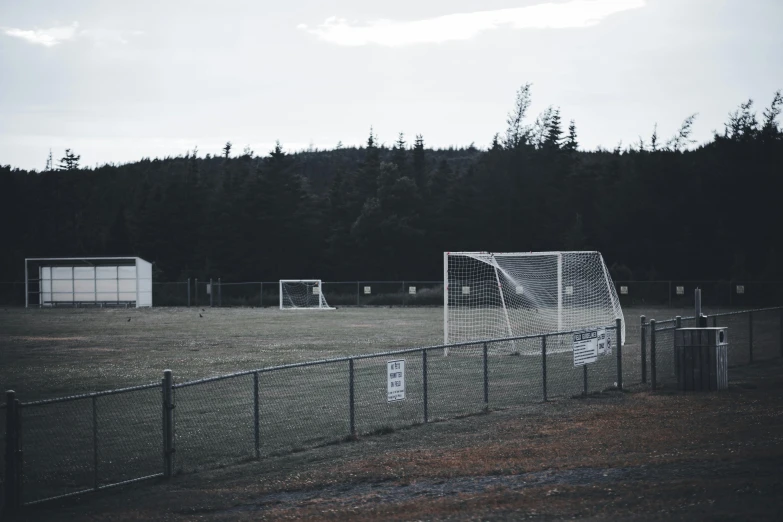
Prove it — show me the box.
[597,328,611,356]
[676,286,684,295]
[573,330,598,367]
[364,286,371,294]
[409,286,416,294]
[736,285,745,294]
[387,359,405,402]
[620,286,628,295]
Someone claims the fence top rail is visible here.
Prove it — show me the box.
[19,381,160,407]
[710,306,782,318]
[174,323,620,389]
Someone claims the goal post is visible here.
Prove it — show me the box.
[444,251,624,354]
[279,280,334,310]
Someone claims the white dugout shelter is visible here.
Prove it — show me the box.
[25,257,153,308]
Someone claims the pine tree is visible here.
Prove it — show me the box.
[563,120,579,152]
[58,149,81,171]
[544,108,563,149]
[223,142,233,159]
[412,134,426,188]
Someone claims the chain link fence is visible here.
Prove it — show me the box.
[640,307,782,389]
[4,279,783,308]
[3,321,623,509]
[614,281,783,308]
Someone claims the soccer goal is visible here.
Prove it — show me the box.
[444,252,624,353]
[279,280,334,310]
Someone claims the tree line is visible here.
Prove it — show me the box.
[1,86,781,284]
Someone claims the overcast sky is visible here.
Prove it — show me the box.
[1,0,781,170]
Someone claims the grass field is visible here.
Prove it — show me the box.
[0,304,763,401]
[1,304,779,508]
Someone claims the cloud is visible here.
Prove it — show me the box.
[3,22,143,47]
[4,22,79,47]
[300,0,645,46]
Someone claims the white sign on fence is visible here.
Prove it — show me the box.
[573,329,598,367]
[409,286,416,295]
[387,359,405,402]
[462,286,470,295]
[565,285,574,295]
[620,286,628,295]
[676,286,685,295]
[736,285,745,294]
[597,328,612,356]
[364,286,371,294]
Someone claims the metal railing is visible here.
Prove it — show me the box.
[639,307,783,389]
[2,321,622,510]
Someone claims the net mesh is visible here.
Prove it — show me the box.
[446,252,625,352]
[280,280,333,309]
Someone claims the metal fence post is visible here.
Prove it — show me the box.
[260,282,263,307]
[93,396,99,491]
[162,370,174,478]
[641,315,647,384]
[187,278,191,307]
[218,278,222,307]
[422,350,428,423]
[650,320,657,390]
[616,318,623,390]
[209,278,213,307]
[583,365,588,395]
[348,359,356,438]
[356,282,360,306]
[749,311,754,363]
[483,342,489,408]
[253,372,259,459]
[542,336,547,402]
[780,307,783,359]
[712,316,717,327]
[4,390,21,513]
[195,278,198,306]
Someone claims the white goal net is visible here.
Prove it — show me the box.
[279,280,334,310]
[444,252,624,353]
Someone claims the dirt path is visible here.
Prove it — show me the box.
[15,359,783,521]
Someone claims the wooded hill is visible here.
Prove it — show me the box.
[1,87,781,283]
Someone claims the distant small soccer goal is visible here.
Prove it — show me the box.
[444,251,624,354]
[279,280,334,310]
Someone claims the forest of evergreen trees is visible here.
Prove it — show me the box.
[1,87,781,284]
